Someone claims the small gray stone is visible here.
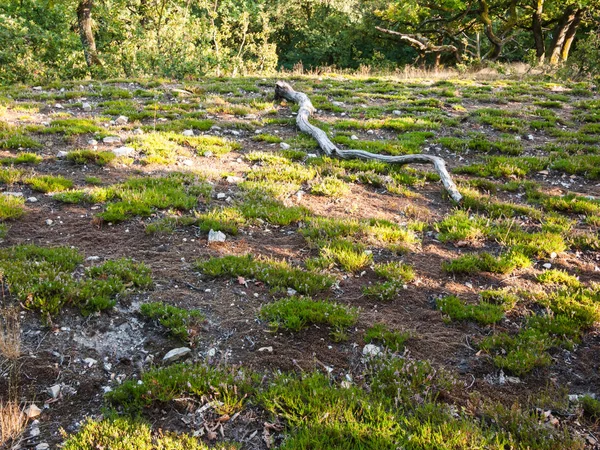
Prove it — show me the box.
[226,176,242,184]
[112,146,134,157]
[350,135,359,140]
[88,139,98,146]
[543,263,552,269]
[392,110,402,115]
[57,151,68,158]
[182,159,193,166]
[133,128,144,135]
[47,384,61,399]
[182,129,194,137]
[27,197,38,203]
[203,151,213,157]
[280,142,291,150]
[115,115,129,125]
[82,102,92,112]
[83,357,97,367]
[54,103,64,109]
[2,192,23,197]
[103,136,121,144]
[362,344,381,357]
[45,219,53,226]
[208,229,226,243]
[210,125,222,131]
[216,193,226,199]
[35,443,49,450]
[230,130,241,136]
[163,347,191,363]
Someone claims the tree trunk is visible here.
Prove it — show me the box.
[77,0,102,68]
[560,9,583,62]
[532,0,545,62]
[479,0,504,60]
[549,6,577,65]
[274,81,463,204]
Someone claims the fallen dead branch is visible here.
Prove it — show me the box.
[274,81,462,203]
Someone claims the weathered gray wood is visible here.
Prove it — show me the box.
[275,81,463,203]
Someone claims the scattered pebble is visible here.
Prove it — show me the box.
[208,229,226,243]
[45,219,53,226]
[57,151,68,158]
[112,146,134,157]
[543,263,552,269]
[102,136,121,144]
[182,129,194,136]
[83,357,97,367]
[114,115,129,125]
[163,347,191,363]
[47,384,61,399]
[82,102,92,111]
[280,142,291,150]
[362,344,381,357]
[258,346,273,352]
[25,404,42,418]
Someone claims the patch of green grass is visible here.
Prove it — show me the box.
[67,149,116,166]
[0,133,42,149]
[311,176,350,197]
[0,167,24,185]
[435,210,485,242]
[62,417,231,450]
[140,302,204,344]
[247,161,316,184]
[455,156,548,179]
[52,190,88,204]
[1,152,42,165]
[106,363,252,416]
[253,133,282,143]
[364,323,409,352]
[143,118,214,133]
[260,296,358,340]
[85,176,103,185]
[0,245,152,321]
[25,175,73,192]
[98,173,211,222]
[581,395,600,420]
[0,195,25,220]
[42,119,103,135]
[129,132,186,165]
[196,255,333,295]
[373,261,415,283]
[237,188,308,225]
[320,239,372,273]
[437,295,505,325]
[437,135,523,156]
[536,269,580,288]
[443,250,531,275]
[175,134,241,157]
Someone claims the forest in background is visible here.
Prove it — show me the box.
[1,1,600,83]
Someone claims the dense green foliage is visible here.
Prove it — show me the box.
[1,0,599,83]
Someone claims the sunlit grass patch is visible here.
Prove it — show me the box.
[0,152,42,165]
[143,118,214,133]
[320,239,372,273]
[97,173,211,222]
[106,363,252,416]
[0,195,25,220]
[25,174,73,192]
[536,269,580,288]
[66,149,116,166]
[437,295,505,325]
[364,323,409,352]
[62,416,230,450]
[140,302,204,345]
[0,245,151,321]
[196,255,334,295]
[443,250,531,275]
[363,261,414,302]
[311,176,350,197]
[237,187,308,225]
[435,210,486,243]
[41,118,103,135]
[0,167,25,185]
[0,133,42,149]
[455,156,548,179]
[129,132,187,165]
[260,296,358,340]
[174,134,241,157]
